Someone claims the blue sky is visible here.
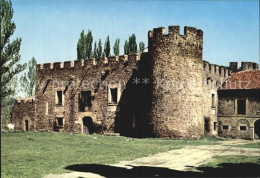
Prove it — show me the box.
[12,0,259,67]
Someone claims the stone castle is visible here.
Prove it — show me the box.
[12,26,260,139]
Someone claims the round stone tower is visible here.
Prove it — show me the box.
[148,26,204,138]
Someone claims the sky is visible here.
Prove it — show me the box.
[11,0,259,67]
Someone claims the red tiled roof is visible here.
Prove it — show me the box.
[220,70,260,90]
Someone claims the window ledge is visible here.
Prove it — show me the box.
[108,103,118,106]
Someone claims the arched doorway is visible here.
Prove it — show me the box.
[82,117,93,134]
[25,120,29,131]
[254,120,260,139]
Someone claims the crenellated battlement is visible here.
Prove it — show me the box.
[203,60,231,79]
[36,53,141,71]
[148,26,203,40]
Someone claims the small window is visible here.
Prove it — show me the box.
[56,118,63,127]
[111,88,118,103]
[212,94,215,108]
[108,88,118,105]
[240,126,247,131]
[223,125,229,130]
[237,100,246,115]
[56,91,63,105]
[214,122,217,130]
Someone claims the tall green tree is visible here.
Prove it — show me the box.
[85,30,93,59]
[113,38,120,56]
[93,41,97,59]
[0,0,27,121]
[139,41,145,52]
[77,30,85,59]
[104,35,110,57]
[97,39,102,58]
[129,34,137,54]
[20,57,37,98]
[76,29,93,60]
[124,40,129,55]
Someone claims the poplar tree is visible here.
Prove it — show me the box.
[129,34,137,54]
[85,30,93,59]
[93,41,97,59]
[139,42,145,52]
[97,39,102,58]
[124,40,129,55]
[20,57,37,98]
[77,30,85,59]
[0,0,27,121]
[77,29,93,60]
[113,38,120,56]
[104,35,110,57]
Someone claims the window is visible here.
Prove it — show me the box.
[56,118,63,127]
[212,94,215,108]
[111,88,118,103]
[240,126,247,131]
[214,122,217,130]
[204,119,210,132]
[79,91,92,112]
[108,88,118,105]
[56,91,63,105]
[237,100,246,115]
[223,125,229,130]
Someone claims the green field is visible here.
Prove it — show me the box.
[1,131,221,177]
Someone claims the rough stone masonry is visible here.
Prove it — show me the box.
[11,25,260,139]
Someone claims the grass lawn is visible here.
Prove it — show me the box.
[234,142,260,149]
[2,131,221,178]
[200,155,260,168]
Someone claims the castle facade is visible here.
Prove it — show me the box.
[12,26,260,139]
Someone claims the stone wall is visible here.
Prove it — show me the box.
[12,98,36,131]
[148,26,204,138]
[218,90,260,139]
[34,53,150,135]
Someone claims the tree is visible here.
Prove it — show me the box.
[0,0,27,121]
[77,30,85,59]
[124,40,129,55]
[92,41,97,59]
[85,30,93,59]
[113,38,120,56]
[129,34,137,54]
[104,35,110,57]
[76,29,93,60]
[97,39,102,58]
[139,42,145,52]
[20,57,37,98]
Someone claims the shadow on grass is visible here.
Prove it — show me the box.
[66,162,260,177]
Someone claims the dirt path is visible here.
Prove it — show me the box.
[44,140,260,178]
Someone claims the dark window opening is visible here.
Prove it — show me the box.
[240,126,247,131]
[110,88,118,104]
[25,120,29,131]
[237,100,246,115]
[79,91,92,112]
[204,119,210,132]
[56,91,62,105]
[56,118,63,127]
[223,125,229,130]
[212,94,215,108]
[214,122,217,130]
